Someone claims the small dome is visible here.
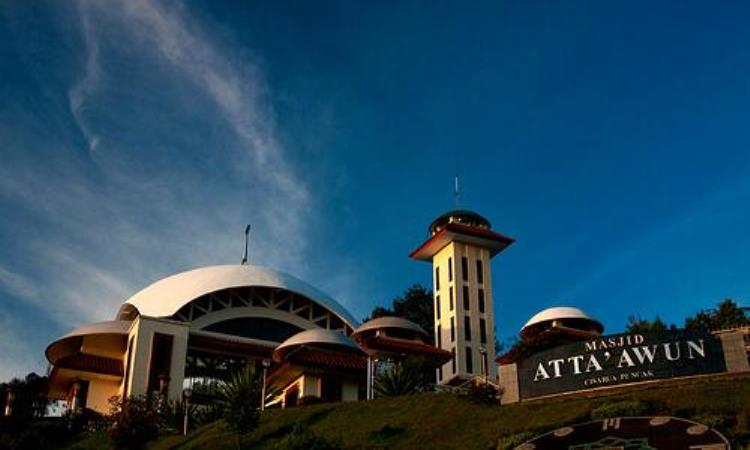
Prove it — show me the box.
[521,306,603,337]
[352,316,428,339]
[276,329,360,353]
[429,209,491,234]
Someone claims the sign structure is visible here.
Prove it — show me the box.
[517,330,726,400]
[517,416,730,450]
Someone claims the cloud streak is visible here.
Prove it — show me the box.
[0,0,322,377]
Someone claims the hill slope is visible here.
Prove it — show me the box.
[68,374,750,449]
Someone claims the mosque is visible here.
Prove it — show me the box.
[43,209,750,414]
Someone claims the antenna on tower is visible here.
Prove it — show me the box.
[454,173,461,208]
[240,224,251,265]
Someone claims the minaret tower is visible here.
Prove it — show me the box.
[410,209,513,384]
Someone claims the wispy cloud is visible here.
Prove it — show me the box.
[0,0,322,376]
[68,2,100,153]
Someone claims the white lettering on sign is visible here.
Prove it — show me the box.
[531,336,712,384]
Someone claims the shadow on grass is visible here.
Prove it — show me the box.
[252,406,336,444]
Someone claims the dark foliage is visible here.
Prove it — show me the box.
[297,396,325,406]
[218,365,261,435]
[107,395,160,450]
[626,315,673,334]
[364,284,435,344]
[685,299,750,332]
[464,382,501,405]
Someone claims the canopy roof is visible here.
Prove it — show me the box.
[522,306,603,333]
[46,320,130,364]
[116,264,357,328]
[276,329,361,353]
[352,316,428,339]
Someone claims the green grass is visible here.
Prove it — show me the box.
[69,374,750,450]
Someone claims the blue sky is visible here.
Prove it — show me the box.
[1,0,750,381]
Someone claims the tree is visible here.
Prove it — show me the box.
[364,284,434,344]
[626,315,670,334]
[685,299,750,332]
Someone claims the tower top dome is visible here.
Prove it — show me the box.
[429,209,491,235]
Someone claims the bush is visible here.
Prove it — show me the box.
[269,424,341,450]
[496,431,534,450]
[590,399,652,420]
[464,382,501,405]
[107,396,160,450]
[297,396,325,406]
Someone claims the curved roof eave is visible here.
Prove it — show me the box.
[117,265,358,329]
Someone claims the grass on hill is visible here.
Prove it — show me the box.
[67,375,750,450]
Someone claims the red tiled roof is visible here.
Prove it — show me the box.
[410,223,514,260]
[55,353,123,377]
[276,346,367,371]
[360,336,452,365]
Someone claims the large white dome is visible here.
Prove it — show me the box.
[116,264,357,328]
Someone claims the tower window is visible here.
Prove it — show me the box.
[463,286,470,310]
[466,348,473,373]
[448,258,453,282]
[449,287,454,311]
[480,318,487,344]
[478,288,485,313]
[451,348,456,374]
[437,325,442,348]
[461,257,468,281]
[451,317,455,342]
[435,266,440,291]
[476,259,484,284]
[464,317,472,341]
[436,295,441,320]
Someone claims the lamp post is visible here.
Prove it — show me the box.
[260,359,271,412]
[182,388,193,436]
[4,390,14,417]
[479,346,488,385]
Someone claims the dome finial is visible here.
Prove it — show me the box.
[240,224,251,265]
[454,173,461,208]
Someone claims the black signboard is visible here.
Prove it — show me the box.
[517,330,726,400]
[518,416,730,449]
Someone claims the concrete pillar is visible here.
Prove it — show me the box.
[124,316,189,404]
[719,330,750,373]
[499,363,519,404]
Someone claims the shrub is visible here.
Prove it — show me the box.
[269,423,341,450]
[297,396,325,406]
[692,413,729,429]
[590,399,652,420]
[464,382,501,405]
[496,431,534,450]
[107,396,160,450]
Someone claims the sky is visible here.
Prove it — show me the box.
[1,0,750,381]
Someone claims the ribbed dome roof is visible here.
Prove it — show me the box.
[352,316,428,338]
[276,329,360,352]
[522,306,602,332]
[115,264,357,328]
[429,209,491,234]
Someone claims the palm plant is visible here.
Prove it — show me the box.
[373,363,419,397]
[217,365,262,449]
